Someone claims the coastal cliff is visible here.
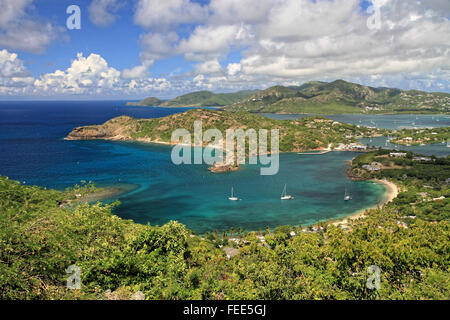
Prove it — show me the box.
[66,115,137,141]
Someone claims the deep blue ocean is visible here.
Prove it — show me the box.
[1,101,447,233]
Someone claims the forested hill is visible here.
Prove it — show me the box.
[225,80,450,114]
[127,90,259,107]
[66,109,384,152]
[127,80,450,114]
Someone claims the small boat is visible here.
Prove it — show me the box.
[281,184,293,200]
[229,187,239,201]
[344,189,352,201]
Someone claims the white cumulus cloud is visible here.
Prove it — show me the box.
[131,0,450,93]
[34,53,121,95]
[88,0,124,27]
[0,51,175,98]
[134,0,208,30]
[0,49,34,95]
[0,0,63,53]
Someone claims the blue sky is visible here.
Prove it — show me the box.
[0,0,449,99]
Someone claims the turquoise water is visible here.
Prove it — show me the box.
[0,102,393,233]
[261,113,450,129]
[263,113,450,159]
[104,147,386,233]
[360,136,450,158]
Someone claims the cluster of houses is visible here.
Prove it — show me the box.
[334,143,368,151]
[362,162,381,172]
[363,106,382,112]
[390,152,407,158]
[389,152,433,162]
[417,192,446,202]
[399,92,450,108]
[412,156,433,162]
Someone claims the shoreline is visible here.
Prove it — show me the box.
[70,175,399,235]
[77,185,134,204]
[332,179,399,227]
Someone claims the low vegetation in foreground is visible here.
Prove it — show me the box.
[1,150,449,300]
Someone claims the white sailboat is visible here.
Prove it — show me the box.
[344,189,352,201]
[229,187,239,201]
[281,184,293,200]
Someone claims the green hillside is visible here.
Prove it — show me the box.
[129,90,259,107]
[128,80,450,114]
[66,109,386,152]
[225,80,450,114]
[126,97,165,106]
[126,80,450,113]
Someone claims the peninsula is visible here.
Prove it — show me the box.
[66,109,386,153]
[126,90,258,107]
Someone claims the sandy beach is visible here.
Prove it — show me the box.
[332,179,399,227]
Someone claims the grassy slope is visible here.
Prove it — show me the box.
[131,90,259,107]
[127,80,450,113]
[225,80,450,114]
[127,97,165,106]
[66,109,386,152]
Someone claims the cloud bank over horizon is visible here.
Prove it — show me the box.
[0,0,449,98]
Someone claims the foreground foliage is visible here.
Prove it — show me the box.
[0,170,449,299]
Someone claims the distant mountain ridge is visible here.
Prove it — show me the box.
[226,80,450,114]
[127,90,259,107]
[127,80,450,114]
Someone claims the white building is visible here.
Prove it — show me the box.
[390,152,407,158]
